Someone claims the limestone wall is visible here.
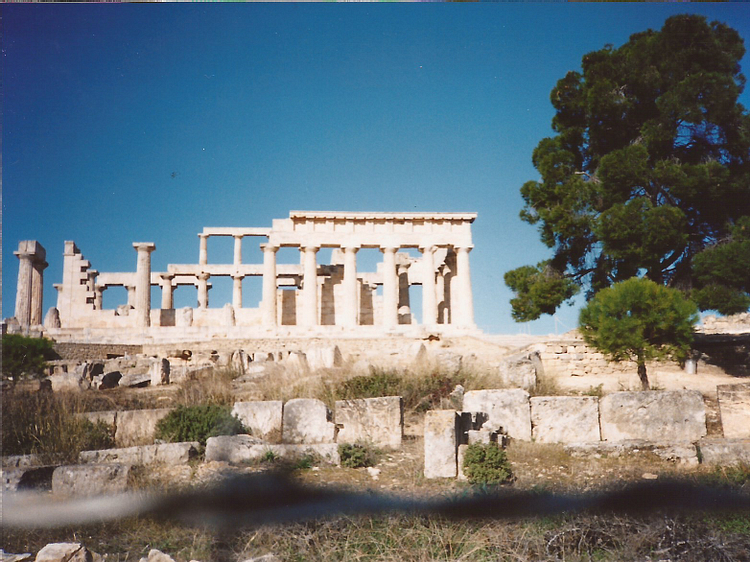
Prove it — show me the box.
[700,313,750,335]
[53,343,143,361]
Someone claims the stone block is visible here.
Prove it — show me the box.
[35,543,94,562]
[232,401,283,442]
[463,389,532,441]
[717,383,750,439]
[118,373,151,388]
[307,346,342,370]
[282,399,336,444]
[434,351,462,376]
[497,353,537,390]
[78,442,200,465]
[49,371,90,392]
[698,438,750,466]
[205,435,340,465]
[2,465,56,491]
[150,358,170,386]
[285,351,309,371]
[115,408,172,447]
[335,396,403,449]
[599,391,706,442]
[564,440,699,465]
[52,464,130,496]
[424,410,458,478]
[78,410,117,428]
[530,396,600,443]
[2,454,42,468]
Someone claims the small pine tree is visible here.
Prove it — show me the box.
[579,277,698,390]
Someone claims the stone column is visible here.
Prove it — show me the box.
[198,234,208,265]
[14,252,34,327]
[300,245,319,327]
[94,286,105,310]
[342,245,359,327]
[233,235,243,266]
[30,258,48,326]
[381,246,399,329]
[436,267,446,324]
[127,286,136,308]
[398,264,411,321]
[261,244,279,327]
[160,274,175,309]
[421,245,437,326]
[455,246,475,328]
[232,275,244,309]
[197,273,210,309]
[133,243,156,328]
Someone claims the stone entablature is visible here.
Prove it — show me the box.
[15,211,478,339]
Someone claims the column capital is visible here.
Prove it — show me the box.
[341,244,360,253]
[419,244,438,253]
[231,274,245,281]
[197,272,211,281]
[301,244,320,253]
[454,245,474,252]
[159,272,175,281]
[260,243,280,253]
[198,233,209,240]
[380,245,399,254]
[133,242,156,253]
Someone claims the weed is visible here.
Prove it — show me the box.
[462,442,513,486]
[174,368,237,407]
[583,384,604,397]
[262,449,279,464]
[339,443,377,469]
[154,404,247,446]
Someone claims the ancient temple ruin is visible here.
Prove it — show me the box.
[13,212,478,341]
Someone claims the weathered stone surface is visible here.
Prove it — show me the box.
[49,371,90,392]
[52,464,130,496]
[98,371,122,390]
[463,389,532,441]
[230,350,250,375]
[285,351,309,371]
[115,408,172,447]
[35,543,93,562]
[424,410,458,478]
[335,396,403,449]
[434,351,462,376]
[282,399,336,444]
[2,454,42,468]
[530,396,600,444]
[717,383,750,439]
[2,465,56,491]
[176,307,193,327]
[564,440,699,465]
[150,358,170,386]
[0,550,32,562]
[138,549,176,562]
[79,442,199,465]
[205,435,340,465]
[498,352,538,391]
[599,391,706,442]
[118,373,151,388]
[698,438,750,466]
[44,306,61,329]
[307,346,343,370]
[78,410,117,428]
[232,401,283,442]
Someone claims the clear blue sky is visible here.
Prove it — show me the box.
[3,3,749,335]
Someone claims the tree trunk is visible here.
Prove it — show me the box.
[637,358,650,390]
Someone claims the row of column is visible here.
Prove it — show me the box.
[258,243,474,329]
[129,240,473,330]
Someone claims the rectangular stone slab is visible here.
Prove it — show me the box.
[717,383,750,439]
[462,389,531,441]
[530,396,601,443]
[335,396,403,449]
[599,391,706,442]
[424,410,458,478]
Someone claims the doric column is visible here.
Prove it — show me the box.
[30,260,48,326]
[233,235,243,266]
[94,286,104,310]
[198,234,208,265]
[261,244,279,327]
[455,246,475,328]
[197,273,210,309]
[14,252,34,327]
[421,245,438,326]
[232,275,244,309]
[300,245,319,327]
[381,246,399,328]
[436,267,446,324]
[159,273,175,309]
[133,243,156,328]
[342,245,359,327]
[127,286,136,308]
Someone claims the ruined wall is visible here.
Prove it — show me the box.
[53,343,144,361]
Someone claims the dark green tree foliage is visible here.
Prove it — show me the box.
[579,277,698,390]
[2,334,57,380]
[507,15,750,321]
[692,216,750,314]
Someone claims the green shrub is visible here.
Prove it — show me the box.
[462,442,513,486]
[2,390,115,462]
[2,334,57,379]
[336,370,402,399]
[154,404,247,446]
[339,443,377,469]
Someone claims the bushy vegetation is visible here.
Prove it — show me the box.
[2,334,57,380]
[339,443,377,469]
[2,390,115,463]
[333,367,468,412]
[462,442,513,486]
[154,404,247,446]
